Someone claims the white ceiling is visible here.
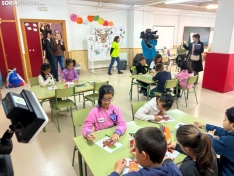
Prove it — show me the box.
[78,0,218,12]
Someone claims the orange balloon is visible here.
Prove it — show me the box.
[87,15,94,22]
[108,21,114,26]
[76,17,83,24]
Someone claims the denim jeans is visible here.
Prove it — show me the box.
[108,57,121,72]
[52,55,65,79]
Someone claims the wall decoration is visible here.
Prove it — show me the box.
[70,14,115,26]
[183,27,211,47]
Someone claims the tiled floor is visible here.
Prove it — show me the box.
[0,66,233,176]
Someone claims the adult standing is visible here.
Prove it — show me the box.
[108,36,123,75]
[51,33,66,82]
[43,32,54,75]
[183,34,204,78]
[141,29,157,68]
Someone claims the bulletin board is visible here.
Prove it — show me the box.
[153,26,175,49]
[87,26,126,72]
[183,27,211,46]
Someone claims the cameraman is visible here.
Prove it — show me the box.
[141,29,157,68]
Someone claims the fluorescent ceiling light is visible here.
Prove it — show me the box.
[165,0,192,4]
[207,4,218,9]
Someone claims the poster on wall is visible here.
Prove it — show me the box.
[183,27,211,47]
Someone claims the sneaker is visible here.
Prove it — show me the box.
[108,72,112,75]
[118,71,123,74]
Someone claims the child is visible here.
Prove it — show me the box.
[38,63,55,87]
[62,58,78,83]
[109,127,182,176]
[167,125,218,176]
[194,107,234,176]
[135,93,174,121]
[136,56,150,94]
[174,60,193,97]
[149,54,162,71]
[149,64,171,96]
[82,85,127,143]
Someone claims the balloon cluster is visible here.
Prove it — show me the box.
[70,14,114,26]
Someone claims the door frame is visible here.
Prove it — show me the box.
[20,19,68,78]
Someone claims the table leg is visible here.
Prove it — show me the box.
[40,100,46,133]
[130,78,134,101]
[147,85,150,100]
[78,152,84,176]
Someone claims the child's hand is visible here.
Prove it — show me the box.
[114,158,127,174]
[207,129,216,137]
[194,122,205,128]
[167,141,176,150]
[111,133,119,143]
[163,155,174,162]
[154,115,162,122]
[87,133,95,141]
[130,147,136,156]
[158,111,165,116]
[62,80,66,83]
[138,73,142,75]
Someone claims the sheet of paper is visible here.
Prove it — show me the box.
[142,74,152,77]
[95,137,122,153]
[122,158,143,175]
[48,86,57,90]
[175,122,186,129]
[158,115,175,123]
[166,150,180,159]
[88,81,96,84]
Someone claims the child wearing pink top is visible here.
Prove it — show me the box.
[174,61,193,97]
[82,85,127,143]
[62,58,78,83]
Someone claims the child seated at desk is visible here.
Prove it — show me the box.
[135,93,174,121]
[147,64,171,97]
[109,127,182,176]
[149,54,162,71]
[82,85,127,143]
[194,107,234,176]
[62,58,78,83]
[38,63,55,87]
[167,125,218,176]
[136,56,150,94]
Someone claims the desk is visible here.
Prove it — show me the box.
[73,109,205,176]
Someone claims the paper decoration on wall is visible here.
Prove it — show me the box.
[95,28,112,43]
[24,23,29,26]
[70,14,77,22]
[27,27,32,30]
[33,28,37,31]
[70,14,114,26]
[33,23,37,27]
[76,17,83,24]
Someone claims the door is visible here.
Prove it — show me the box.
[0,30,8,81]
[1,22,25,79]
[24,22,43,77]
[0,4,15,20]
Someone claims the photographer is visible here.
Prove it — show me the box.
[141,29,158,68]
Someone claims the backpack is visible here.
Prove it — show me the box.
[6,68,24,88]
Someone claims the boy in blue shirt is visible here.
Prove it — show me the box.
[147,64,171,97]
[109,127,182,176]
[194,107,234,176]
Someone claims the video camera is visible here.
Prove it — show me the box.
[140,29,159,49]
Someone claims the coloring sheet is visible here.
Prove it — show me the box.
[175,122,186,129]
[48,86,57,90]
[166,150,180,159]
[95,137,122,153]
[158,115,175,123]
[122,158,143,175]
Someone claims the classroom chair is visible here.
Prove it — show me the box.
[154,79,179,109]
[72,108,92,176]
[29,77,39,87]
[131,101,148,121]
[51,87,77,132]
[129,67,149,101]
[181,75,198,107]
[83,81,109,108]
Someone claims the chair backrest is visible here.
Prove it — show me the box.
[187,76,198,85]
[29,77,39,87]
[162,56,169,63]
[131,101,148,120]
[130,66,137,75]
[55,87,75,98]
[93,81,109,92]
[164,79,179,89]
[72,107,92,137]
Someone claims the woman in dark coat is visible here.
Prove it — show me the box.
[44,32,54,75]
[183,33,204,77]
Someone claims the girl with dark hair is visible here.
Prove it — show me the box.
[167,125,218,176]
[183,33,204,82]
[108,36,123,75]
[82,85,126,143]
[62,58,78,83]
[174,60,194,97]
[150,54,162,70]
[38,63,54,87]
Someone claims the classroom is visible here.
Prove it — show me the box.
[0,0,234,176]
